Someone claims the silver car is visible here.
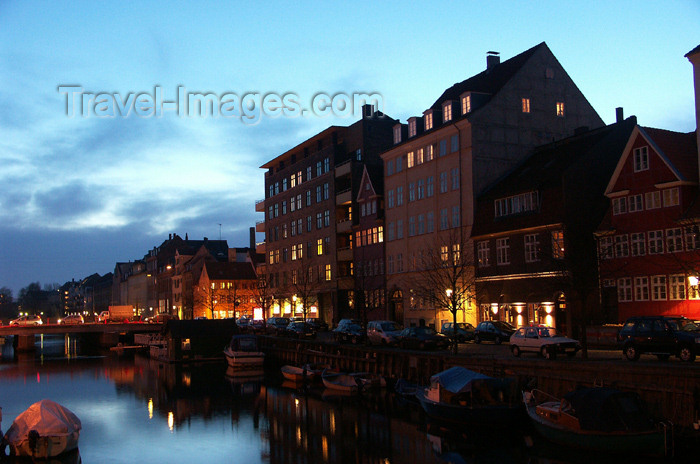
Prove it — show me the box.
[9,315,43,326]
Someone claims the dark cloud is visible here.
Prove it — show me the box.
[33,182,103,220]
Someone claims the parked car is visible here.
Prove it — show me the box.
[396,326,449,350]
[266,317,290,335]
[367,320,402,346]
[285,321,316,339]
[58,314,84,325]
[509,326,580,359]
[618,316,700,362]
[474,320,516,344]
[236,317,252,330]
[332,319,365,344]
[440,322,475,342]
[250,319,266,332]
[305,318,329,332]
[9,315,43,326]
[97,311,110,322]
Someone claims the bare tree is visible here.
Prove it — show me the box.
[409,228,477,354]
[193,283,223,319]
[285,256,322,321]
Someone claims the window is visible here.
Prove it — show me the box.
[439,139,447,157]
[628,194,643,212]
[452,244,461,265]
[406,151,414,168]
[666,228,683,253]
[461,95,471,114]
[417,214,425,234]
[645,191,661,209]
[282,223,288,238]
[551,230,565,259]
[316,161,322,176]
[316,212,323,229]
[440,208,449,230]
[397,253,404,272]
[427,176,434,197]
[669,275,686,300]
[443,102,452,122]
[396,219,403,239]
[451,134,459,152]
[417,179,425,199]
[396,156,403,172]
[617,278,632,302]
[614,234,629,257]
[630,232,646,256]
[291,220,296,236]
[386,159,395,176]
[291,244,298,261]
[651,275,667,300]
[290,173,297,188]
[440,245,449,263]
[416,148,424,165]
[612,197,627,215]
[408,119,416,138]
[306,190,311,206]
[306,166,312,181]
[633,146,649,172]
[316,186,322,202]
[524,234,540,262]
[450,168,459,190]
[387,255,394,274]
[522,98,530,113]
[323,183,329,200]
[396,186,404,206]
[424,112,433,130]
[387,189,394,208]
[324,158,329,173]
[282,178,288,191]
[451,206,460,228]
[387,222,395,241]
[556,102,565,117]
[317,238,323,256]
[440,172,448,193]
[393,125,401,144]
[408,216,415,236]
[324,210,330,227]
[325,264,332,281]
[494,191,539,217]
[477,241,490,267]
[426,145,434,162]
[427,212,434,233]
[282,200,287,215]
[290,196,295,212]
[663,188,679,207]
[408,182,415,202]
[685,226,699,251]
[648,230,664,254]
[496,238,510,265]
[306,216,312,232]
[634,277,649,301]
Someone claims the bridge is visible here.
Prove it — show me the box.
[0,323,163,351]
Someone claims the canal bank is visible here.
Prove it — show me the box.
[260,336,700,432]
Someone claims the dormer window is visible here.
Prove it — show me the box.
[393,125,402,144]
[442,102,452,122]
[408,119,417,138]
[424,111,433,131]
[522,98,530,113]
[461,94,471,114]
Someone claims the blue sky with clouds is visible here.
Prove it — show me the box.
[0,1,698,295]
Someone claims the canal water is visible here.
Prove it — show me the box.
[0,335,691,463]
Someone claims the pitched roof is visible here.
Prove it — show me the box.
[685,44,700,57]
[203,261,257,281]
[640,127,698,183]
[430,42,546,110]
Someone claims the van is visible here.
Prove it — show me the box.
[367,320,402,346]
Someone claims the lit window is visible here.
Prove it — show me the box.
[556,102,565,117]
[443,102,452,122]
[325,264,332,281]
[633,147,649,172]
[461,95,471,114]
[424,112,433,130]
[407,151,414,168]
[393,125,401,144]
[416,148,424,165]
[317,239,323,256]
[522,98,530,113]
[408,119,416,138]
[477,241,490,267]
[663,188,679,207]
[551,230,565,259]
[669,275,686,300]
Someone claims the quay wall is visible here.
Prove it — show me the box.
[260,336,700,429]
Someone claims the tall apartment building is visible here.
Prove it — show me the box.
[255,107,395,324]
[381,42,603,329]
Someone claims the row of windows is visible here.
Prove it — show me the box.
[360,200,376,217]
[386,171,459,208]
[611,188,679,215]
[268,237,331,264]
[386,244,461,274]
[521,98,565,117]
[615,274,699,302]
[267,183,329,220]
[356,259,385,277]
[477,231,564,267]
[267,209,333,243]
[355,227,384,247]
[494,191,539,218]
[599,226,698,258]
[267,158,331,198]
[267,263,333,289]
[385,135,459,175]
[386,208,460,241]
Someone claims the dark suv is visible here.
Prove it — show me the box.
[618,316,700,362]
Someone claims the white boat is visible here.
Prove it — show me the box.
[280,363,326,383]
[321,369,360,393]
[223,334,265,369]
[2,399,81,459]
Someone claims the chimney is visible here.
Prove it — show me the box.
[487,51,500,70]
[616,107,624,123]
[685,45,700,180]
[249,226,255,250]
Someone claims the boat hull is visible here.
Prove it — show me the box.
[525,402,668,456]
[416,389,522,427]
[223,348,265,369]
[280,365,321,383]
[6,431,79,459]
[321,370,359,392]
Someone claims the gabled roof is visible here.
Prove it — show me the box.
[430,42,546,111]
[686,44,700,58]
[605,126,698,195]
[202,261,257,281]
[356,165,379,201]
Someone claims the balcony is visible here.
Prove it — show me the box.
[336,217,352,233]
[336,188,352,206]
[337,275,354,290]
[255,198,266,212]
[335,159,351,178]
[337,246,353,262]
[255,241,266,254]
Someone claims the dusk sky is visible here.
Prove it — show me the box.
[0,1,698,296]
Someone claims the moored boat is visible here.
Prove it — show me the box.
[223,334,265,369]
[2,399,81,459]
[321,369,360,393]
[280,364,325,383]
[523,388,671,456]
[415,366,521,427]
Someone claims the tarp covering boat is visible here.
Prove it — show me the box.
[3,399,81,458]
[563,387,656,432]
[428,366,516,405]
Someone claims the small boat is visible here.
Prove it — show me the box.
[415,366,521,427]
[352,372,386,391]
[523,387,672,456]
[2,399,81,459]
[280,364,325,383]
[223,334,265,369]
[321,369,360,393]
[394,378,421,401]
